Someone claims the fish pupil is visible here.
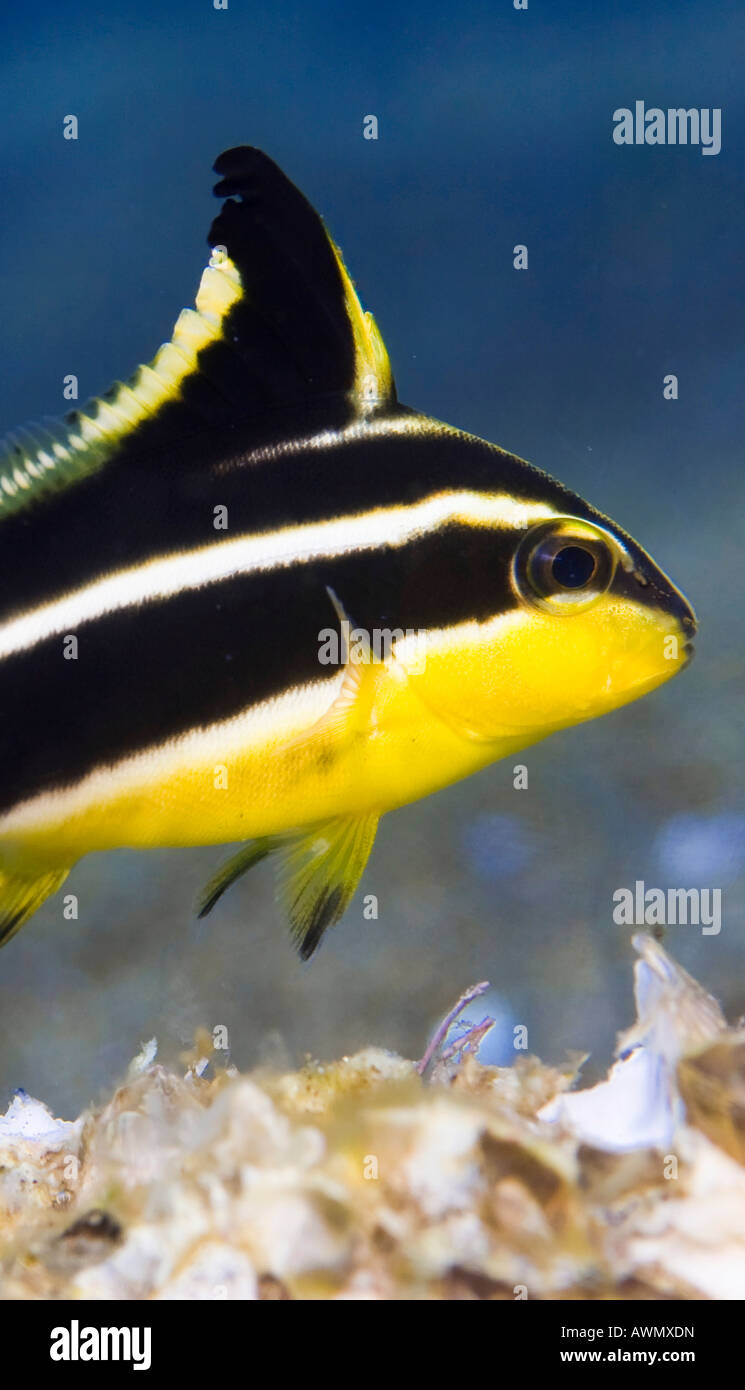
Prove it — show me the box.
[551,545,596,589]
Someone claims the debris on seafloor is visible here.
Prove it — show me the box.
[1,934,744,1301]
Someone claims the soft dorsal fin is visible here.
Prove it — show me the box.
[0,146,396,519]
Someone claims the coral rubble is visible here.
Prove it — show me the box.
[1,936,744,1300]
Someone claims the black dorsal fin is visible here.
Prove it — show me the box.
[0,146,396,519]
[209,146,394,409]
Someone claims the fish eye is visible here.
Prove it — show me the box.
[551,544,596,589]
[512,518,618,614]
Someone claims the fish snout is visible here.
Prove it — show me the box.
[625,554,697,652]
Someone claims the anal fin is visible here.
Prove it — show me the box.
[198,812,379,960]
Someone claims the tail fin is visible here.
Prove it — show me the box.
[0,864,69,948]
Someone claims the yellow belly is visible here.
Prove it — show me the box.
[0,668,516,870]
[0,597,682,874]
[0,660,475,945]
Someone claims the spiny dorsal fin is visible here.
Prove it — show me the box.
[0,146,396,520]
[0,249,244,518]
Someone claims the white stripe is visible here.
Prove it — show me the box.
[225,411,455,466]
[0,490,557,659]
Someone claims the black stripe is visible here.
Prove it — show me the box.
[0,415,593,623]
[0,522,520,816]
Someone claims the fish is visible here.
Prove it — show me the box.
[0,146,696,959]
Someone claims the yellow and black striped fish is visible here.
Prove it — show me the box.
[0,146,696,959]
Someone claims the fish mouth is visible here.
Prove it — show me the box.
[681,605,698,636]
[668,600,696,666]
[680,611,697,663]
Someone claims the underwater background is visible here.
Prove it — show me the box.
[0,0,742,1113]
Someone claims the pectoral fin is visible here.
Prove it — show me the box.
[198,812,379,959]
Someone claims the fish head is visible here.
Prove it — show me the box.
[404,428,697,748]
[504,508,697,732]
